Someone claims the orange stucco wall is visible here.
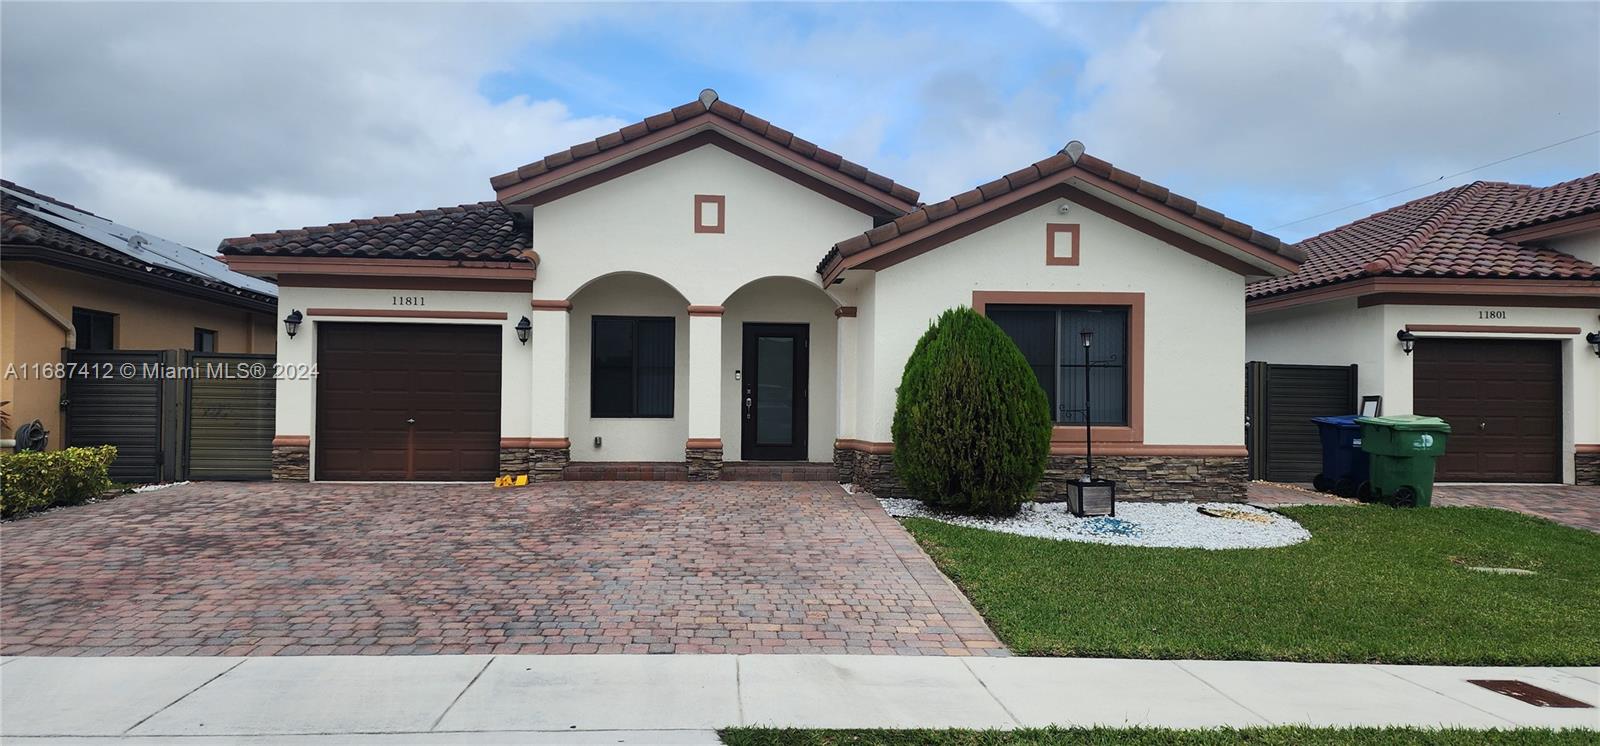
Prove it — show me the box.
[0,261,276,446]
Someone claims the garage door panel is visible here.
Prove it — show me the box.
[316,323,501,481]
[1414,339,1559,483]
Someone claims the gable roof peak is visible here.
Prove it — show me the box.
[817,145,1302,281]
[490,91,919,212]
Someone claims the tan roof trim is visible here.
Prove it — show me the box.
[1404,324,1581,335]
[224,255,535,281]
[306,308,509,320]
[1247,277,1600,314]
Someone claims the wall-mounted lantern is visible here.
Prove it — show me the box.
[1586,331,1600,358]
[1396,329,1416,355]
[515,316,532,345]
[283,309,303,339]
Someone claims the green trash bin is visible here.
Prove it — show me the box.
[1354,415,1452,507]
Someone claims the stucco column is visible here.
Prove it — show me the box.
[523,300,572,480]
[832,305,860,484]
[686,305,724,480]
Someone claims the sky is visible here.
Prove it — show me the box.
[2,2,1597,253]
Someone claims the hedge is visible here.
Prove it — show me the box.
[0,445,117,518]
[891,307,1051,516]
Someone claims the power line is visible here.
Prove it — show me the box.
[1269,129,1600,231]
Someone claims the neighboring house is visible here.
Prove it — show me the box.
[1,181,278,456]
[222,89,1303,499]
[1248,175,1600,485]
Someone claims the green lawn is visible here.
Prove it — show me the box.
[904,505,1600,665]
[720,727,1593,745]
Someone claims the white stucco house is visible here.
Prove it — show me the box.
[222,89,1305,500]
[1247,174,1600,485]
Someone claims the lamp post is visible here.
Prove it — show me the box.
[1080,329,1094,482]
[1065,327,1115,517]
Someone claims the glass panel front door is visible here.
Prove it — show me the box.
[741,323,808,461]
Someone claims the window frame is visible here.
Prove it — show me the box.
[193,327,218,353]
[972,291,1145,445]
[72,307,115,351]
[589,315,676,419]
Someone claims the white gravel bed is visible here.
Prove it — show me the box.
[880,497,1310,550]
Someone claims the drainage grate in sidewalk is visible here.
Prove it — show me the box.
[1468,679,1595,708]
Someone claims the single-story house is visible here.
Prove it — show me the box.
[1247,174,1600,485]
[221,89,1304,499]
[1,180,278,456]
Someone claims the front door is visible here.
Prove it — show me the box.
[741,323,809,461]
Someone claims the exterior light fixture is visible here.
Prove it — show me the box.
[283,309,303,339]
[1396,329,1416,355]
[1587,331,1600,358]
[515,316,532,345]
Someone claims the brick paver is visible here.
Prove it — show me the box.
[0,481,1005,657]
[1433,484,1600,533]
[1249,481,1600,532]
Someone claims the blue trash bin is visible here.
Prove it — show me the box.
[1310,415,1370,497]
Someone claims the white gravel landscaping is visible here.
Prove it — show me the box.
[879,497,1310,550]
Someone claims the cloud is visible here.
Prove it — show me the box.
[1062,2,1600,237]
[1,3,626,248]
[2,1,1594,251]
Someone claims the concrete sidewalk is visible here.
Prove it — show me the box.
[2,655,1595,743]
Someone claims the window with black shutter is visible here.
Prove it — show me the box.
[591,316,674,418]
[988,305,1129,425]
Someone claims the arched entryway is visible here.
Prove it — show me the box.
[566,272,691,463]
[719,276,840,463]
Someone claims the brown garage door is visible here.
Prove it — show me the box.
[316,323,501,481]
[1414,338,1560,483]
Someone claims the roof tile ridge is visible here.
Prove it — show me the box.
[220,201,501,247]
[1361,182,1485,275]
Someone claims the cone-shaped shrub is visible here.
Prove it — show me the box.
[892,307,1051,516]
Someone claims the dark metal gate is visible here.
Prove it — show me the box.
[61,350,180,483]
[184,352,275,481]
[1246,362,1358,482]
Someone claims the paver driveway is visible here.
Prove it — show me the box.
[1249,482,1600,532]
[0,481,1004,657]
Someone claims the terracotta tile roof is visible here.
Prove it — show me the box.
[218,201,530,261]
[1490,172,1600,233]
[490,89,919,208]
[2,180,276,310]
[1248,177,1600,300]
[817,144,1299,277]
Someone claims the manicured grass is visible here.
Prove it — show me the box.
[903,505,1600,665]
[720,727,1593,745]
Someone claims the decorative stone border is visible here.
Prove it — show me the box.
[271,445,310,482]
[835,447,1247,502]
[1576,450,1599,486]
